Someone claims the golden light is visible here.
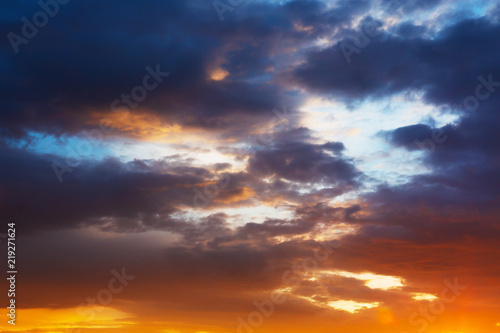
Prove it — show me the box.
[88,110,183,141]
[0,306,135,332]
[327,300,379,313]
[214,187,256,204]
[209,68,229,81]
[324,271,404,290]
[412,293,438,301]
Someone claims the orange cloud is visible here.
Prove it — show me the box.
[0,306,136,332]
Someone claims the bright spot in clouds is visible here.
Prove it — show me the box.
[323,270,404,290]
[328,300,380,313]
[209,68,230,81]
[412,293,438,301]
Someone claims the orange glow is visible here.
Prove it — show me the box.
[209,68,229,81]
[327,300,379,313]
[214,187,255,204]
[0,306,135,332]
[88,110,182,141]
[377,306,395,325]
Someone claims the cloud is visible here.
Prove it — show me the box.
[2,1,500,332]
[248,141,361,187]
[292,17,500,107]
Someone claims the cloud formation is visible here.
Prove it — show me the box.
[1,0,500,332]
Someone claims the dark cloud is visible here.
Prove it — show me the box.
[293,17,500,106]
[248,141,360,187]
[0,0,377,141]
[0,143,358,234]
[383,124,442,150]
[381,97,500,205]
[0,0,292,140]
[394,22,428,38]
[0,147,183,231]
[380,0,445,15]
[1,1,500,332]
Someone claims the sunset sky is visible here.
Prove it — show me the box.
[1,0,500,332]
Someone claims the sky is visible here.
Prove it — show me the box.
[1,0,500,332]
